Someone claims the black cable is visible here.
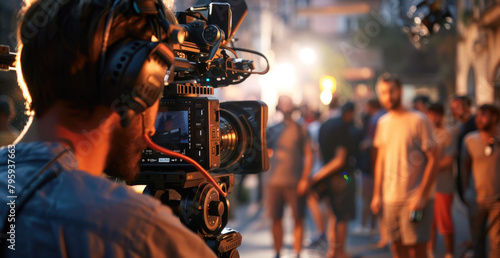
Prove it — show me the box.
[221,46,270,75]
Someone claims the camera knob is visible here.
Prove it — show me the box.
[169,28,185,45]
[202,25,222,45]
[208,201,224,216]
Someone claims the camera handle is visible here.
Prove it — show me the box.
[0,45,16,71]
[143,134,227,197]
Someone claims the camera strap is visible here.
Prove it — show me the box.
[0,148,69,252]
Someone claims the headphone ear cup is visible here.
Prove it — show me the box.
[100,39,174,114]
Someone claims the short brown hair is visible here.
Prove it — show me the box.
[17,0,172,117]
[478,104,500,122]
[377,72,402,88]
[428,102,445,116]
[367,98,381,110]
[452,95,473,107]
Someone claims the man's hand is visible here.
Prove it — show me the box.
[409,194,427,211]
[370,194,382,215]
[297,178,309,196]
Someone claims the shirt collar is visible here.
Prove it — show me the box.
[12,142,79,171]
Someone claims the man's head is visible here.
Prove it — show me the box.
[450,96,472,122]
[276,95,295,118]
[0,95,15,122]
[475,104,500,132]
[412,95,430,113]
[17,0,175,182]
[376,73,403,111]
[427,103,445,128]
[365,98,381,116]
[341,102,355,124]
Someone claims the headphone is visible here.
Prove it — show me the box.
[98,0,175,126]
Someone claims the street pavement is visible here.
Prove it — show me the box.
[226,174,472,258]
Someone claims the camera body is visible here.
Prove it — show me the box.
[141,95,269,174]
[142,96,222,171]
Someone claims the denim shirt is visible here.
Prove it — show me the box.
[0,142,215,257]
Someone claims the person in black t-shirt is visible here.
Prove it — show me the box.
[306,102,356,258]
[450,96,477,201]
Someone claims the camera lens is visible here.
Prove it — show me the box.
[219,109,250,169]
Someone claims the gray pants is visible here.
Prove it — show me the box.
[468,201,500,258]
[384,200,434,245]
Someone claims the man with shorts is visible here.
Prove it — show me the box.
[462,104,500,257]
[371,73,438,258]
[427,103,456,258]
[309,102,357,258]
[266,95,312,257]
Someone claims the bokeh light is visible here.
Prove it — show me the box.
[320,89,333,105]
[299,47,317,65]
[320,75,337,92]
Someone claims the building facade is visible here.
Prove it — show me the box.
[456,0,500,105]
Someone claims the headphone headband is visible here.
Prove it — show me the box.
[98,0,175,126]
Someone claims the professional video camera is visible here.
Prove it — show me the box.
[132,1,270,257]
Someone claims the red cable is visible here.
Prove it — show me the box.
[143,134,227,197]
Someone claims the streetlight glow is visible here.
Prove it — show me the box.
[320,89,333,105]
[320,75,337,93]
[299,47,317,64]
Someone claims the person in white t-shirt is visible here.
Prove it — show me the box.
[370,73,438,258]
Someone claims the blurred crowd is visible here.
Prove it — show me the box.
[263,73,500,258]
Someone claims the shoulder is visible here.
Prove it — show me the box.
[53,171,169,224]
[54,172,215,256]
[379,112,391,122]
[407,111,433,128]
[408,110,428,121]
[464,131,480,144]
[267,121,283,130]
[375,113,391,127]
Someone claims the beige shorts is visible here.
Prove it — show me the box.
[383,200,434,245]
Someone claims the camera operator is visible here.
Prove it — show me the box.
[0,0,216,257]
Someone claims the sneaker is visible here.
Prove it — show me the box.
[307,233,326,247]
[361,227,372,236]
[352,225,364,235]
[352,225,371,236]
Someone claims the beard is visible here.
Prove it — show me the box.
[387,99,401,111]
[104,116,146,184]
[478,121,493,132]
